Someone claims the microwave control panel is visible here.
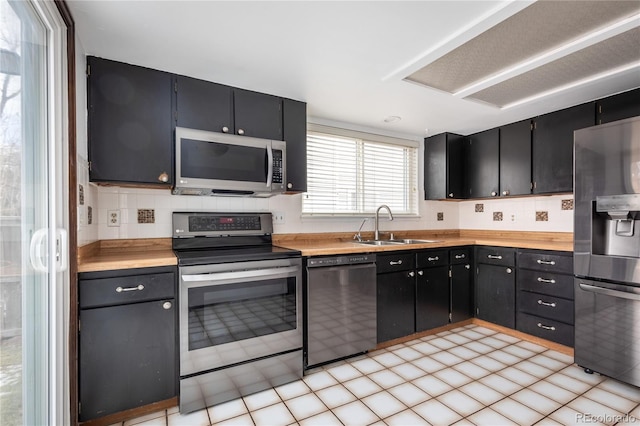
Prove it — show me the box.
[272,150,283,184]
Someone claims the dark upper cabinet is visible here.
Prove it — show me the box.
[175,75,233,133]
[532,102,595,194]
[596,88,640,125]
[233,89,283,140]
[424,133,466,200]
[499,120,532,197]
[87,56,174,186]
[283,99,307,192]
[466,128,499,199]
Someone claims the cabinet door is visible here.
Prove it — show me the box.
[451,263,473,323]
[500,120,531,196]
[79,299,177,421]
[424,133,466,200]
[282,99,307,192]
[377,271,415,343]
[597,88,640,125]
[233,89,283,140]
[467,128,499,198]
[476,263,515,328]
[88,57,174,185]
[415,266,449,331]
[532,102,595,194]
[176,75,233,133]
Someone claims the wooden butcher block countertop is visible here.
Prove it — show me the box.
[77,230,572,272]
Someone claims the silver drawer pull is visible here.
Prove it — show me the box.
[409,271,415,278]
[537,299,557,308]
[537,323,556,331]
[389,260,403,265]
[455,254,466,259]
[418,271,424,276]
[537,277,556,284]
[428,256,439,261]
[537,259,556,266]
[488,255,502,260]
[116,284,144,293]
[506,268,512,274]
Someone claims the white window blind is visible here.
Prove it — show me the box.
[303,128,418,216]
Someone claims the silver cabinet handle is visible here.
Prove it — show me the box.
[465,264,471,269]
[389,260,403,265]
[537,277,556,284]
[578,282,640,301]
[448,193,454,198]
[162,301,172,310]
[408,271,415,277]
[237,128,245,135]
[502,190,510,196]
[491,191,497,196]
[158,172,169,183]
[487,255,502,260]
[537,259,556,265]
[506,268,512,274]
[287,183,293,189]
[537,323,556,331]
[455,254,466,259]
[428,256,439,261]
[116,284,144,293]
[222,126,229,133]
[418,271,424,276]
[537,299,557,308]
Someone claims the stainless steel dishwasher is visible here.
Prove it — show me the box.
[306,254,377,368]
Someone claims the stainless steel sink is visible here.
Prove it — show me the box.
[357,240,406,246]
[389,239,443,244]
[357,239,442,246]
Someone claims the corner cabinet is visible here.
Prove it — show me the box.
[78,266,177,422]
[424,133,466,200]
[87,56,174,186]
[466,128,499,199]
[532,102,595,194]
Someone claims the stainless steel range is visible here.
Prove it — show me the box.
[172,212,302,413]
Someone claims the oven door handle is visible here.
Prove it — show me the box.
[182,265,299,283]
[578,282,640,301]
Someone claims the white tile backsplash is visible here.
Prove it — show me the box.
[93,187,574,241]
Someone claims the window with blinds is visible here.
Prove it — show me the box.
[303,128,419,216]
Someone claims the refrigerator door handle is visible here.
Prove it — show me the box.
[578,282,640,301]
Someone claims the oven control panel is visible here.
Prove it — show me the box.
[173,212,273,237]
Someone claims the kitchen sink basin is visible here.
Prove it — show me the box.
[357,239,442,246]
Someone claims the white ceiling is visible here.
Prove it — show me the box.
[67,0,640,141]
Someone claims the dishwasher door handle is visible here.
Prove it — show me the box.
[308,263,375,274]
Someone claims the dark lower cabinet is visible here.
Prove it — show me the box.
[415,265,449,331]
[532,102,595,194]
[475,247,516,329]
[79,267,177,421]
[451,263,473,322]
[377,270,416,343]
[88,57,174,186]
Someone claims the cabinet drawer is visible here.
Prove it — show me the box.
[450,248,471,265]
[518,291,573,324]
[416,250,448,268]
[80,272,175,308]
[518,250,572,274]
[518,269,574,300]
[517,312,574,347]
[476,246,515,266]
[376,252,415,273]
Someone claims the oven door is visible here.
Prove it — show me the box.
[179,257,302,377]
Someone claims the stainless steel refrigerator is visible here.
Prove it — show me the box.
[574,115,640,387]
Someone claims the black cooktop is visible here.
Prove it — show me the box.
[175,245,301,266]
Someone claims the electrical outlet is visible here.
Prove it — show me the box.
[273,212,285,224]
[107,209,120,227]
[511,214,516,222]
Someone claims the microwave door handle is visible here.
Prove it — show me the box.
[266,145,273,187]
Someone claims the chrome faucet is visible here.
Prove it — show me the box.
[375,205,394,241]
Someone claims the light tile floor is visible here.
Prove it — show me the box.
[115,325,640,426]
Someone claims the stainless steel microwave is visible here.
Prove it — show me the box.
[173,127,286,197]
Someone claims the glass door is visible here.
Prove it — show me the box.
[0,0,68,424]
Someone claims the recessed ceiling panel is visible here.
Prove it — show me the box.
[467,27,640,107]
[405,1,640,93]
